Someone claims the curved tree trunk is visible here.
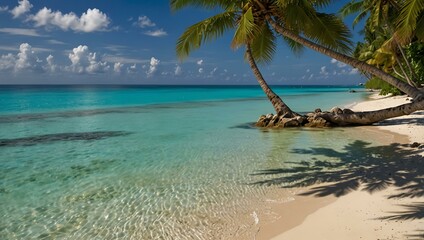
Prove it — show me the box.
[265,15,423,100]
[316,98,424,126]
[245,44,297,117]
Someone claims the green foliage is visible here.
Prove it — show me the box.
[170,0,242,11]
[365,77,402,95]
[396,0,424,43]
[176,12,236,59]
[406,42,424,85]
[249,23,276,64]
[232,7,256,48]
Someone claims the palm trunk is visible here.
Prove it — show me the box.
[265,15,422,99]
[316,97,424,126]
[245,44,297,117]
[396,41,419,88]
[394,54,415,87]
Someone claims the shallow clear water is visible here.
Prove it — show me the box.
[0,86,384,239]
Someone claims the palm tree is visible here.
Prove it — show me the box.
[251,0,422,98]
[172,0,353,118]
[341,0,419,87]
[173,0,424,127]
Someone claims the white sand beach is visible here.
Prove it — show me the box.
[258,93,424,240]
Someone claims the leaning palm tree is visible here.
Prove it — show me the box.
[173,1,297,117]
[172,0,353,119]
[253,0,422,99]
[173,0,424,127]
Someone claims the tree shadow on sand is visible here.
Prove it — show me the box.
[251,140,424,236]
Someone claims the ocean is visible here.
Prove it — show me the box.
[0,85,388,239]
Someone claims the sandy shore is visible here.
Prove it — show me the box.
[257,93,424,240]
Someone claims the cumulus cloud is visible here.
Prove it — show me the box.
[0,28,41,37]
[146,57,159,77]
[174,65,182,76]
[67,45,109,73]
[10,0,32,18]
[197,59,203,65]
[198,68,204,74]
[15,43,41,71]
[114,62,124,73]
[31,8,110,32]
[0,53,16,71]
[0,43,42,72]
[137,16,155,28]
[44,54,57,72]
[127,64,137,74]
[144,29,167,37]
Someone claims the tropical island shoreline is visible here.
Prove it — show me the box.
[256,92,424,240]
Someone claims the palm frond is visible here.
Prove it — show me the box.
[170,0,242,11]
[396,0,424,43]
[282,36,305,56]
[339,0,363,18]
[176,11,237,59]
[278,1,315,31]
[250,23,277,64]
[232,7,256,48]
[352,10,368,27]
[311,0,333,9]
[303,13,353,54]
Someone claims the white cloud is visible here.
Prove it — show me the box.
[102,55,147,64]
[0,6,9,12]
[308,74,314,80]
[10,0,32,18]
[47,39,65,45]
[113,62,124,73]
[174,65,182,75]
[146,57,159,77]
[320,66,329,76]
[0,53,16,71]
[196,59,203,65]
[15,43,39,71]
[210,67,217,75]
[44,54,57,72]
[331,58,347,68]
[306,69,310,73]
[67,45,109,74]
[144,29,167,37]
[198,68,204,74]
[31,7,110,32]
[349,68,359,75]
[0,28,41,37]
[137,16,155,28]
[0,46,18,51]
[127,64,137,73]
[0,43,43,72]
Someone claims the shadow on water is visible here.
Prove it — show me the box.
[251,140,424,237]
[0,131,131,147]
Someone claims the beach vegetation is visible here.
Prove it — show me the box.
[172,0,424,127]
[341,0,424,93]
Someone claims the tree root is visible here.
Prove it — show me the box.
[256,98,424,128]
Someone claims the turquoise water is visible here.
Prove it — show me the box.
[0,86,384,239]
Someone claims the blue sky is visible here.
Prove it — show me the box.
[0,0,366,85]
